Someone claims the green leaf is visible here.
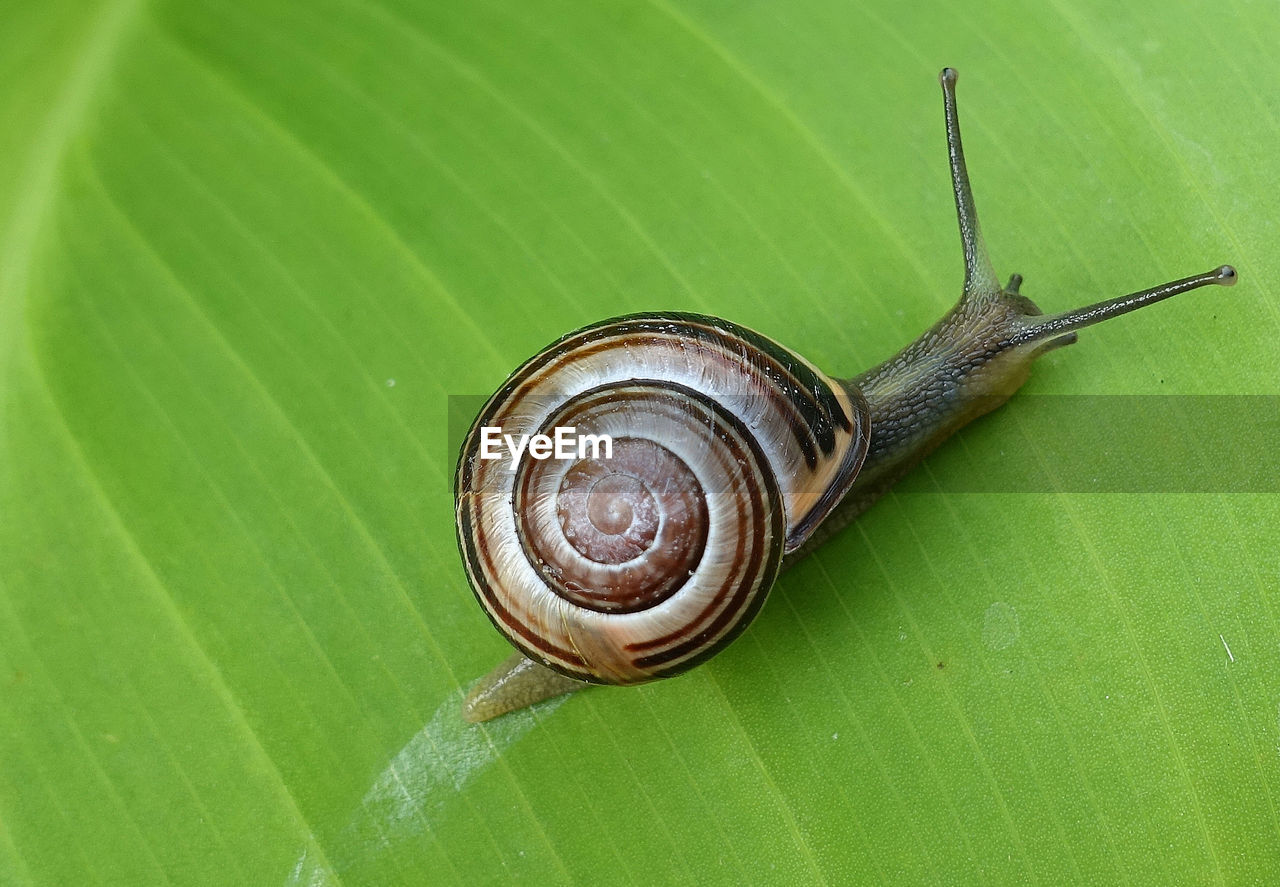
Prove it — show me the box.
[2,0,1277,884]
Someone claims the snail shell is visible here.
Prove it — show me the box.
[455,312,869,684]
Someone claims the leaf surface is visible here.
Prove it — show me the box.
[2,0,1278,883]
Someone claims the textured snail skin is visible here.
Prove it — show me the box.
[458,67,1236,723]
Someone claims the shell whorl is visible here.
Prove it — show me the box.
[455,313,870,684]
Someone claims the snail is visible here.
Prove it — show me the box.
[454,67,1236,723]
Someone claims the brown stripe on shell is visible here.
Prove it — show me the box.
[622,394,777,660]
[786,383,871,547]
[571,320,827,467]
[466,314,849,473]
[549,383,775,667]
[459,380,784,683]
[512,386,710,615]
[456,497,589,671]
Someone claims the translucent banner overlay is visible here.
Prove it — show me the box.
[448,395,1280,493]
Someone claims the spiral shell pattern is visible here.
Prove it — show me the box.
[456,313,870,684]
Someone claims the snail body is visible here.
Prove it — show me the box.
[455,68,1236,722]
